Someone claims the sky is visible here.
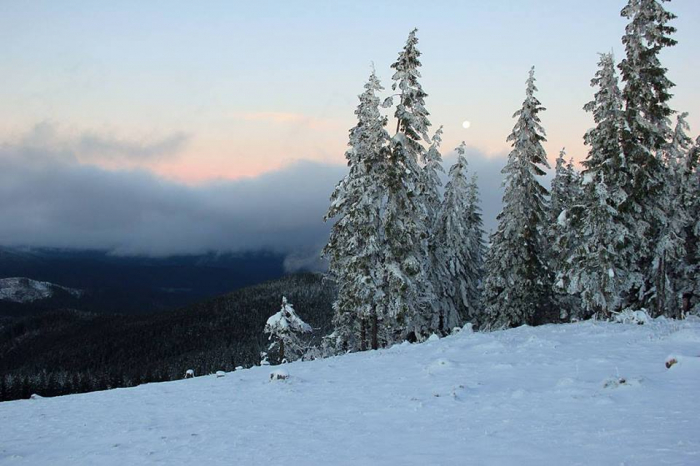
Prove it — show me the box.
[0,0,699,261]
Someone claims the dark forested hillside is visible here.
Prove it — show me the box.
[0,273,335,402]
[0,248,288,317]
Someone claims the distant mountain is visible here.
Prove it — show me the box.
[0,273,336,402]
[0,248,289,317]
[0,277,82,303]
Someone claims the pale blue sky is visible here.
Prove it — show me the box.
[1,0,698,181]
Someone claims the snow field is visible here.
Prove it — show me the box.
[1,318,699,465]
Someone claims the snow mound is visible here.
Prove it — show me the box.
[425,358,457,374]
[269,368,289,381]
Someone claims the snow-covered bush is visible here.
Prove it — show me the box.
[612,309,652,325]
[263,296,312,365]
[185,369,195,379]
[269,369,289,381]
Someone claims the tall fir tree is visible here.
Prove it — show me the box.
[464,172,486,321]
[481,67,552,329]
[618,0,677,314]
[563,53,634,318]
[421,127,451,334]
[684,135,700,314]
[324,70,390,352]
[433,143,482,330]
[659,113,694,316]
[549,149,582,320]
[381,28,439,342]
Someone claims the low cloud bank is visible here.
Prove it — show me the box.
[0,127,512,271]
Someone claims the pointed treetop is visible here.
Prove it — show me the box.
[450,141,469,176]
[526,66,537,98]
[557,147,567,165]
[456,141,467,158]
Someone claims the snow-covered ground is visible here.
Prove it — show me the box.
[1,319,699,465]
[0,277,81,303]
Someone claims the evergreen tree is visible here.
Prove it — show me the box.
[618,0,677,314]
[563,53,633,319]
[684,136,700,315]
[433,143,479,330]
[481,67,552,329]
[262,296,312,364]
[420,125,445,224]
[660,113,695,316]
[382,28,438,342]
[549,149,582,320]
[464,172,486,321]
[323,70,390,352]
[422,127,451,334]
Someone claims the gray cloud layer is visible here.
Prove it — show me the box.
[19,122,190,163]
[0,131,517,270]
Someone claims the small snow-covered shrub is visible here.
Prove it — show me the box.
[215,371,225,378]
[263,296,312,365]
[185,369,195,378]
[612,308,652,325]
[602,377,627,389]
[270,369,289,381]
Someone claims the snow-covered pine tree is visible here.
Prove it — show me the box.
[421,125,445,224]
[263,296,312,365]
[433,143,476,330]
[421,127,451,334]
[563,53,634,319]
[684,136,700,315]
[659,113,694,317]
[381,28,438,342]
[464,172,486,321]
[323,70,390,352]
[549,148,582,320]
[618,0,677,314]
[481,67,552,329]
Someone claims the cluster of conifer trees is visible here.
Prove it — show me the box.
[323,0,699,352]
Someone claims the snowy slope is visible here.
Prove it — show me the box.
[1,319,699,465]
[0,277,82,303]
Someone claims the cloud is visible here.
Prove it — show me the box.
[0,134,342,264]
[0,127,518,271]
[235,112,336,130]
[76,131,189,161]
[13,122,189,164]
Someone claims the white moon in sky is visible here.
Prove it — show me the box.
[462,120,471,129]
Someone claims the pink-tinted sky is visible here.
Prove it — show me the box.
[1,0,698,184]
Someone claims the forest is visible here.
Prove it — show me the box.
[0,273,334,402]
[322,0,699,352]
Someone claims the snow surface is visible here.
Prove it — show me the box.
[1,319,699,465]
[0,277,81,303]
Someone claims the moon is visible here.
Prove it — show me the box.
[462,120,471,129]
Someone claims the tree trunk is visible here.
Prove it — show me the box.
[279,339,285,363]
[371,311,378,350]
[360,318,367,352]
